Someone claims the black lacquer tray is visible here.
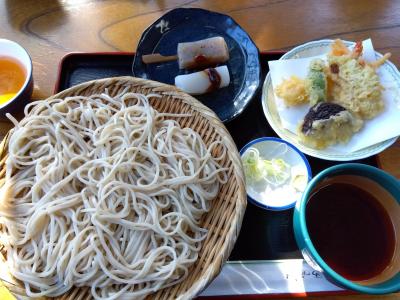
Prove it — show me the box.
[55,52,379,262]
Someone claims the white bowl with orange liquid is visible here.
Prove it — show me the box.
[0,39,33,116]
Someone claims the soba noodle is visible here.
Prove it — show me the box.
[0,92,228,299]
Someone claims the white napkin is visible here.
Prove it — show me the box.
[268,39,400,153]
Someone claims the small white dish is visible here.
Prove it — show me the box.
[261,39,399,161]
[240,137,311,211]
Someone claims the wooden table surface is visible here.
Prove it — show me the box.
[1,0,400,299]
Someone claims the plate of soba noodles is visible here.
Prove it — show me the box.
[0,76,247,300]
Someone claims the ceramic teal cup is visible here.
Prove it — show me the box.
[293,163,400,294]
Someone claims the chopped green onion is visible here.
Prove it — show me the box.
[242,147,291,187]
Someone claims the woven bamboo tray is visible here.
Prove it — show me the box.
[0,76,247,299]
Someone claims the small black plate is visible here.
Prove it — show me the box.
[132,8,261,123]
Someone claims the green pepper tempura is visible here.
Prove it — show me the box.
[306,58,327,105]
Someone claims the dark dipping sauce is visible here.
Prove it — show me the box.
[204,68,221,93]
[306,183,395,281]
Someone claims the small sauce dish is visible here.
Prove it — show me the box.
[240,137,312,210]
[0,39,33,117]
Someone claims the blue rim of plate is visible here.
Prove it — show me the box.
[132,7,261,123]
[240,137,312,211]
[261,39,400,161]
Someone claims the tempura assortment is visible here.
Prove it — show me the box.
[275,39,391,149]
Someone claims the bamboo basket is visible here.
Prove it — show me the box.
[0,77,247,300]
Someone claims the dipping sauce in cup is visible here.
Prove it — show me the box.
[0,57,27,104]
[293,163,400,294]
[0,39,33,116]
